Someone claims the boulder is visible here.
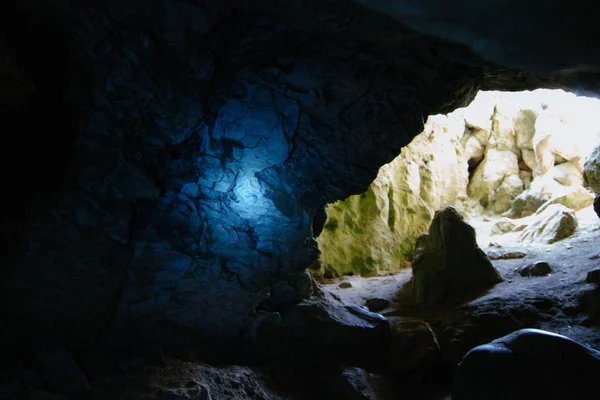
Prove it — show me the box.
[411,206,502,308]
[535,186,595,214]
[365,298,390,313]
[583,145,600,193]
[453,329,600,400]
[388,319,440,377]
[491,218,516,235]
[509,163,584,217]
[518,204,577,244]
[283,293,390,352]
[492,174,524,214]
[518,261,552,277]
[586,268,600,284]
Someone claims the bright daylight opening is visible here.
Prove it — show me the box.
[314,89,600,314]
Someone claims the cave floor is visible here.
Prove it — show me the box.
[320,205,600,348]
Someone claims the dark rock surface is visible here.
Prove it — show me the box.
[412,206,502,308]
[283,292,390,356]
[0,0,495,359]
[587,268,600,284]
[387,319,440,378]
[453,328,600,400]
[595,193,600,218]
[365,298,390,312]
[518,261,552,277]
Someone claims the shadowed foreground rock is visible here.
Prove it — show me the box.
[453,329,600,400]
[595,193,600,218]
[412,206,502,308]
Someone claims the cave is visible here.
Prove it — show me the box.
[2,1,600,399]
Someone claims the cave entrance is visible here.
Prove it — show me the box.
[313,88,600,313]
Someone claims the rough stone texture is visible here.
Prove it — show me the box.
[282,292,390,352]
[453,329,600,400]
[316,112,470,277]
[0,0,488,357]
[535,186,595,214]
[518,204,578,244]
[318,89,600,277]
[584,145,600,193]
[92,359,285,400]
[412,207,502,308]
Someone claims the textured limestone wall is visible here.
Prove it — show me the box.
[317,89,600,277]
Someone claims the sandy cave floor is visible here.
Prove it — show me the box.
[319,205,600,349]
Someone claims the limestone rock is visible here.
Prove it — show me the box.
[492,174,524,214]
[491,218,516,235]
[453,329,600,400]
[411,206,502,308]
[518,261,552,277]
[509,163,584,217]
[468,149,519,210]
[388,319,440,377]
[535,186,594,213]
[317,113,469,276]
[584,145,600,193]
[518,204,577,244]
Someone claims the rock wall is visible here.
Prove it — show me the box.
[317,89,600,277]
[1,0,491,359]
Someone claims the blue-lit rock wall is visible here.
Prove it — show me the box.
[1,0,489,356]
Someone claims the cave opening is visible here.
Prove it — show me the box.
[315,88,600,315]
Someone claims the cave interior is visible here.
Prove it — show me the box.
[2,1,600,399]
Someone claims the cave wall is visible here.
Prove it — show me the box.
[317,89,600,277]
[1,0,491,358]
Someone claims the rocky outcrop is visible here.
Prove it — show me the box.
[412,207,502,308]
[518,204,578,244]
[316,113,471,277]
[283,292,390,353]
[318,89,600,277]
[584,145,600,193]
[453,329,600,400]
